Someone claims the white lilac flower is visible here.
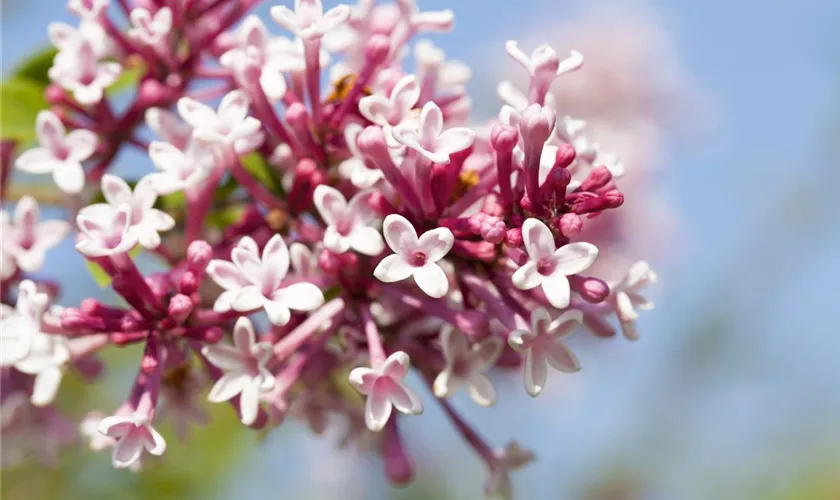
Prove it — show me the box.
[202,317,276,425]
[49,40,121,105]
[128,7,172,47]
[505,41,582,84]
[48,20,110,57]
[97,412,166,469]
[81,175,175,249]
[1,196,70,273]
[609,261,657,341]
[348,351,423,432]
[485,441,536,500]
[270,0,352,40]
[433,326,502,407]
[391,101,475,164]
[509,308,581,397]
[312,185,384,255]
[206,235,325,325]
[145,108,192,151]
[14,110,97,194]
[512,218,599,309]
[289,242,320,278]
[358,75,421,146]
[75,204,138,257]
[177,90,263,155]
[338,123,384,189]
[374,214,454,299]
[67,0,108,19]
[147,141,210,194]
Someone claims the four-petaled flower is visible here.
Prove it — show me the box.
[207,234,325,325]
[509,308,581,397]
[75,204,138,257]
[338,123,385,188]
[128,7,172,47]
[374,214,454,298]
[202,317,276,425]
[97,412,167,469]
[177,90,263,155]
[313,185,384,255]
[512,218,599,309]
[433,326,503,407]
[145,108,192,151]
[147,141,209,194]
[609,261,657,341]
[271,0,351,40]
[358,75,421,146]
[49,39,121,105]
[392,101,475,164]
[348,351,423,432]
[485,441,536,500]
[15,110,97,194]
[83,174,175,249]
[1,196,70,273]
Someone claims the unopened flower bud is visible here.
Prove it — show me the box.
[319,249,341,274]
[179,270,199,295]
[505,228,523,247]
[45,84,65,105]
[570,276,610,303]
[384,420,414,486]
[61,308,91,330]
[137,79,170,107]
[490,124,518,154]
[580,166,613,193]
[187,240,213,271]
[168,294,193,324]
[365,34,391,64]
[555,143,577,168]
[556,213,582,236]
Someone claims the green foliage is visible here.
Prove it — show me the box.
[12,46,58,86]
[0,78,48,143]
[106,61,146,96]
[240,152,285,197]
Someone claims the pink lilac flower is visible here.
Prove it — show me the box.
[512,218,599,309]
[509,308,582,397]
[147,141,210,194]
[128,7,173,48]
[608,260,657,340]
[374,214,454,298]
[67,0,108,19]
[349,351,423,432]
[312,185,384,255]
[49,39,121,105]
[177,91,263,155]
[338,123,385,188]
[485,441,536,500]
[84,175,175,249]
[206,235,324,325]
[75,204,137,257]
[1,196,71,273]
[202,317,275,425]
[14,110,97,194]
[97,412,166,469]
[48,20,110,56]
[145,108,192,151]
[391,101,475,164]
[433,326,502,407]
[358,74,420,145]
[270,0,351,40]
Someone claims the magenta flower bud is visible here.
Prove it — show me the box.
[365,34,391,64]
[120,314,145,333]
[45,84,65,105]
[477,216,506,244]
[168,294,193,324]
[111,331,148,346]
[452,240,496,263]
[340,251,359,269]
[579,166,613,193]
[74,356,104,380]
[137,79,169,107]
[519,104,555,148]
[80,298,103,315]
[285,102,310,131]
[482,194,505,217]
[145,273,170,298]
[540,164,571,204]
[186,240,213,271]
[505,228,523,247]
[318,248,341,274]
[490,124,518,154]
[384,420,414,486]
[601,189,624,209]
[556,213,583,236]
[555,143,577,168]
[570,275,610,303]
[61,308,92,330]
[141,348,159,374]
[179,270,199,295]
[203,327,224,344]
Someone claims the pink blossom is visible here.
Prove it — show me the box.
[202,317,275,425]
[147,141,209,194]
[433,326,502,406]
[1,196,70,273]
[348,351,423,431]
[177,90,263,155]
[374,214,454,298]
[145,108,192,151]
[14,111,97,194]
[512,218,599,309]
[358,74,420,145]
[270,0,351,40]
[608,260,657,340]
[75,204,137,257]
[313,185,384,255]
[97,412,166,469]
[509,308,581,397]
[207,235,325,325]
[128,7,172,47]
[485,441,536,500]
[48,40,121,105]
[391,101,475,164]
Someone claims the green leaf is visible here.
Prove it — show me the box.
[106,60,146,96]
[206,205,246,229]
[85,246,143,288]
[0,78,48,143]
[240,152,285,196]
[12,47,58,86]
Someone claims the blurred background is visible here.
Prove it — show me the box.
[3,0,840,498]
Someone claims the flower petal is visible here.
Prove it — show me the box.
[382,214,418,256]
[382,351,410,379]
[541,272,571,309]
[365,383,392,432]
[232,286,266,312]
[143,424,167,456]
[263,300,292,326]
[467,373,497,407]
[524,349,546,397]
[348,367,377,394]
[52,163,85,194]
[232,316,256,352]
[349,226,384,256]
[552,242,598,276]
[260,234,291,287]
[373,254,413,283]
[207,373,249,402]
[412,263,449,298]
[202,344,245,371]
[30,367,63,407]
[389,382,423,415]
[112,431,144,469]
[177,97,217,130]
[274,282,324,312]
[207,260,245,291]
[417,228,454,262]
[543,341,580,373]
[521,218,554,261]
[238,381,260,425]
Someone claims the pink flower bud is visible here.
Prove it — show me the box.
[579,166,613,192]
[179,270,199,295]
[384,421,415,485]
[45,84,65,105]
[557,213,582,236]
[555,143,577,168]
[490,124,518,153]
[570,276,610,303]
[454,310,489,340]
[187,240,213,271]
[505,228,523,247]
[61,308,92,330]
[137,79,169,107]
[168,294,193,324]
[519,104,555,149]
[318,248,341,274]
[365,34,391,64]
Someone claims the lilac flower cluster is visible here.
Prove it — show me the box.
[1,0,657,496]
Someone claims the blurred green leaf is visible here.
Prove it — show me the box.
[85,246,143,288]
[240,152,284,196]
[106,61,146,96]
[207,205,245,229]
[12,47,58,86]
[0,78,48,142]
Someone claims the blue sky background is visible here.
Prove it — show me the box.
[3,0,840,498]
